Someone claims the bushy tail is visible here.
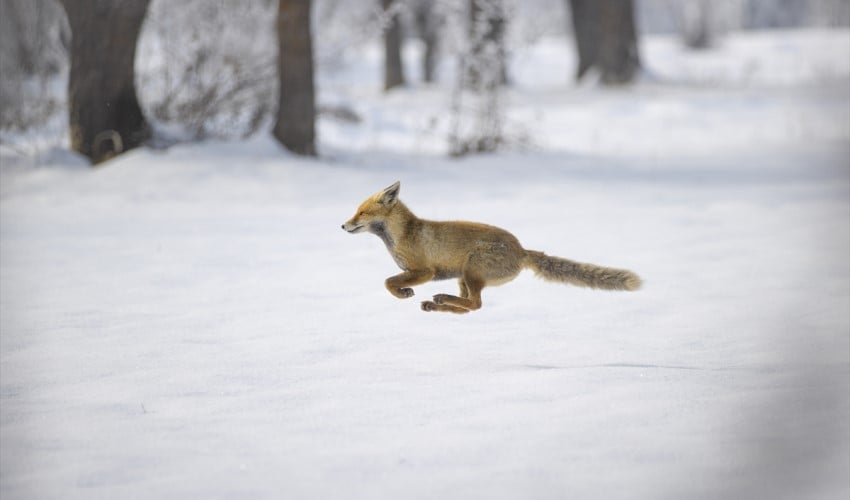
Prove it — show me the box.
[524,250,642,291]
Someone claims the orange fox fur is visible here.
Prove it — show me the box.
[342,182,641,314]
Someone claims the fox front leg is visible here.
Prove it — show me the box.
[385,269,435,298]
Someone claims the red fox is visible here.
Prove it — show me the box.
[342,182,641,313]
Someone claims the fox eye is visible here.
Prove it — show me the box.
[358,211,365,216]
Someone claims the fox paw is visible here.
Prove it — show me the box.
[432,294,453,304]
[421,301,437,311]
[389,287,414,298]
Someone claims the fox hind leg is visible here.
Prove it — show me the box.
[420,300,470,314]
[425,276,484,313]
[458,280,469,298]
[420,278,473,312]
[422,245,522,313]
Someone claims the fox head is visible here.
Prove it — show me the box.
[341,181,401,234]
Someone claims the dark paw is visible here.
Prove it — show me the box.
[432,294,451,304]
[397,287,414,298]
[421,301,436,311]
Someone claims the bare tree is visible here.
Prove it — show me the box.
[274,0,317,156]
[381,0,405,91]
[680,0,714,50]
[568,0,640,85]
[412,0,441,83]
[466,0,507,87]
[58,0,151,164]
[449,0,508,156]
[0,0,68,130]
[137,0,277,141]
[1,0,66,75]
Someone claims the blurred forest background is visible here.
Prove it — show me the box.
[1,0,849,164]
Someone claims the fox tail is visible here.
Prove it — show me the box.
[524,250,642,291]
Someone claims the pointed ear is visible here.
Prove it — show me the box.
[378,181,401,206]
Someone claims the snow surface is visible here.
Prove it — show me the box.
[2,30,849,500]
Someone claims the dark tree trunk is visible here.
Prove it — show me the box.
[59,0,151,164]
[381,0,405,91]
[467,0,507,87]
[274,0,316,156]
[568,0,640,85]
[568,0,596,81]
[413,0,440,83]
[597,0,639,83]
[681,0,712,50]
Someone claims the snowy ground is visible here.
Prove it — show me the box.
[2,30,849,499]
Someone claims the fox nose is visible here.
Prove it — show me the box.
[340,224,345,230]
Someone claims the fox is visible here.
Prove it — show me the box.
[341,181,641,314]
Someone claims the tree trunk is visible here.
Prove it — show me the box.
[567,0,640,85]
[466,0,507,87]
[413,0,439,83]
[381,0,405,91]
[681,0,713,50]
[568,0,596,81]
[274,0,316,156]
[59,0,151,164]
[597,0,639,84]
[449,0,507,157]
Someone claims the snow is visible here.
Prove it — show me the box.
[2,29,849,499]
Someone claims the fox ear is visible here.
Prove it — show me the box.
[378,181,401,206]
